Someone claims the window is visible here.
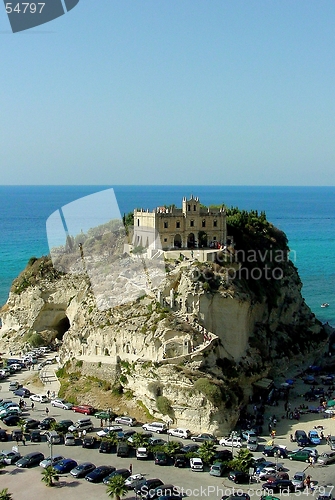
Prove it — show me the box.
[213,220,217,227]
[137,219,140,226]
[164,221,168,229]
[164,238,167,242]
[202,219,206,228]
[193,205,196,211]
[190,220,194,227]
[187,204,191,211]
[176,221,180,228]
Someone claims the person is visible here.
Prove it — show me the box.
[31,401,35,411]
[100,419,103,427]
[309,456,313,467]
[321,431,325,440]
[22,436,26,446]
[45,407,49,416]
[47,390,50,398]
[290,434,294,442]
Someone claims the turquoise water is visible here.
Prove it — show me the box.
[0,185,334,325]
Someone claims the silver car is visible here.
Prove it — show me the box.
[0,450,21,465]
[50,398,73,410]
[39,455,64,468]
[318,451,335,465]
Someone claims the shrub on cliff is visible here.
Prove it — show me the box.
[156,395,173,416]
[194,378,222,406]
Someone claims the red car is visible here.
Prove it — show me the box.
[72,405,94,415]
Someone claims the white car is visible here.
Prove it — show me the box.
[96,425,123,438]
[50,398,73,410]
[136,447,148,459]
[125,473,144,488]
[167,427,191,439]
[30,394,48,403]
[219,436,242,447]
[190,457,204,471]
[114,416,137,426]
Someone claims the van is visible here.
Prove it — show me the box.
[64,433,76,446]
[142,422,167,434]
[45,430,61,444]
[210,462,226,477]
[167,428,191,439]
[68,418,94,433]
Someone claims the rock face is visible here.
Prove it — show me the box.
[0,249,328,435]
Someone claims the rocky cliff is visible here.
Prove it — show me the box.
[0,213,329,435]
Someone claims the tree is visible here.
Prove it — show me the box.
[229,448,254,473]
[164,441,182,457]
[105,474,128,500]
[0,489,13,500]
[41,466,59,487]
[131,432,150,449]
[197,441,217,465]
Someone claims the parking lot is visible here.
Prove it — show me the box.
[2,365,335,499]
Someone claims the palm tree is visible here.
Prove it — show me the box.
[131,432,149,449]
[229,448,254,473]
[41,466,59,487]
[105,474,128,500]
[164,441,182,457]
[198,440,217,465]
[0,488,13,500]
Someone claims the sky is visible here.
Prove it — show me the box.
[1,0,335,185]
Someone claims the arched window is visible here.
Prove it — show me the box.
[213,220,217,227]
[202,219,206,227]
[190,220,194,227]
[137,219,140,226]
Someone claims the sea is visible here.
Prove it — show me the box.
[0,185,334,326]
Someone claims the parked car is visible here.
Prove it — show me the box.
[114,416,137,426]
[167,428,191,439]
[210,462,226,477]
[155,451,168,466]
[45,430,61,444]
[262,480,295,493]
[99,439,113,453]
[0,429,8,441]
[30,394,48,403]
[0,450,21,465]
[14,388,30,398]
[148,484,176,500]
[241,430,257,440]
[136,447,149,459]
[291,472,306,489]
[262,445,288,458]
[17,451,45,468]
[125,473,145,489]
[64,433,76,446]
[190,457,204,471]
[308,430,321,445]
[180,444,199,454]
[39,417,56,430]
[213,449,233,462]
[53,458,78,473]
[318,451,335,465]
[191,433,217,443]
[9,381,21,391]
[117,441,130,457]
[142,422,167,434]
[247,438,258,452]
[288,449,311,462]
[39,455,65,468]
[97,425,123,437]
[3,415,20,426]
[134,478,164,497]
[51,398,73,410]
[174,454,188,468]
[72,404,94,415]
[228,470,249,484]
[23,418,40,431]
[148,437,167,447]
[294,430,310,447]
[55,419,74,432]
[85,465,116,483]
[70,462,96,478]
[68,418,94,433]
[30,430,42,442]
[329,436,335,450]
[219,436,242,447]
[102,468,131,484]
[82,435,96,448]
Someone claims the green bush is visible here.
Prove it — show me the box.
[156,395,173,416]
[194,378,222,406]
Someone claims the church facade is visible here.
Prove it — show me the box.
[133,195,227,250]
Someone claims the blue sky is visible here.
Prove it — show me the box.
[1,0,335,185]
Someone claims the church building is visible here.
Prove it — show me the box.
[133,195,227,250]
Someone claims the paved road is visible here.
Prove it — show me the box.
[1,364,335,499]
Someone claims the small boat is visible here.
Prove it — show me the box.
[321,303,330,308]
